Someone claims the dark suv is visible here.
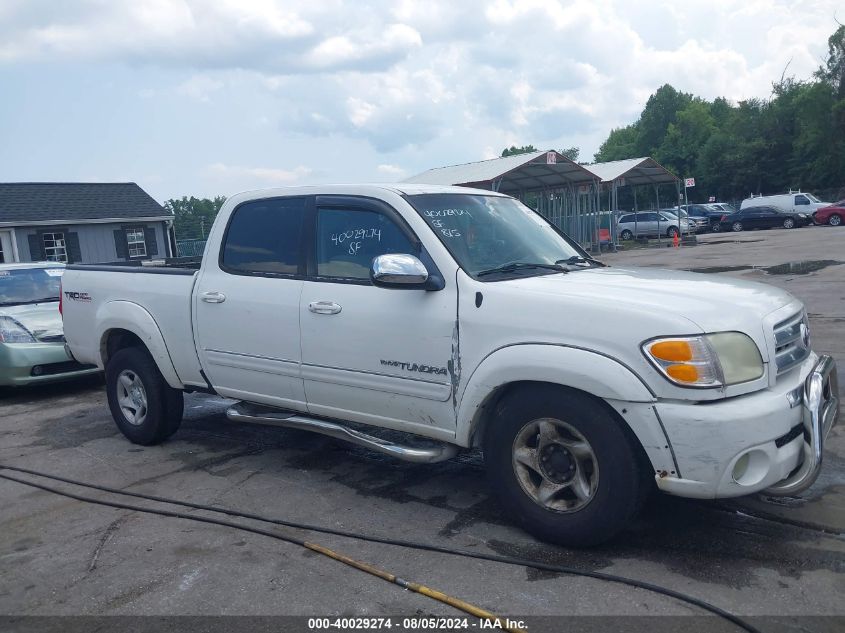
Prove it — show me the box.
[683,204,724,232]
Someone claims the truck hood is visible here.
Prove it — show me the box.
[500,265,796,333]
[0,302,63,340]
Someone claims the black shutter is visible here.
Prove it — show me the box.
[113,229,129,259]
[28,234,45,261]
[66,232,82,263]
[144,227,158,256]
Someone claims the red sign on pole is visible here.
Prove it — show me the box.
[684,177,695,188]
[708,196,716,202]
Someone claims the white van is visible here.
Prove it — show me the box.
[741,191,829,214]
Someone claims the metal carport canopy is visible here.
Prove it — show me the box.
[582,157,678,186]
[402,150,597,193]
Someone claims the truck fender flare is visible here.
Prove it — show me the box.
[456,344,657,446]
[96,300,183,390]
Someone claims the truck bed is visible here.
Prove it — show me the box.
[61,261,206,388]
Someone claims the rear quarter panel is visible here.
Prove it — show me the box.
[61,268,204,387]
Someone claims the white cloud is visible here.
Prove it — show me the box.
[207,162,312,185]
[177,75,224,102]
[376,163,406,178]
[306,23,422,70]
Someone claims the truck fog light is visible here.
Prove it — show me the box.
[732,454,750,482]
[731,450,769,486]
[31,365,44,376]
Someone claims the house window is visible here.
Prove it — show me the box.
[126,228,147,258]
[43,232,68,262]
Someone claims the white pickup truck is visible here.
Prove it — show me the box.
[61,184,839,546]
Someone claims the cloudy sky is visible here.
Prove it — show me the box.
[0,0,840,202]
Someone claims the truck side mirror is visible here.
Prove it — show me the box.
[371,253,434,290]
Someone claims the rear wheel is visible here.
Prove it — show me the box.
[667,226,679,238]
[783,217,795,229]
[830,214,842,227]
[732,221,743,232]
[484,385,643,546]
[106,347,183,445]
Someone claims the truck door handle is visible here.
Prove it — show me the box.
[308,301,342,315]
[201,291,226,304]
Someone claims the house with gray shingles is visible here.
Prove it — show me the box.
[0,182,175,264]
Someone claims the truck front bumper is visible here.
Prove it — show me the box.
[654,354,839,499]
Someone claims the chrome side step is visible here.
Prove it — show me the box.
[226,402,459,464]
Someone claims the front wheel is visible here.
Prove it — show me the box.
[484,386,644,546]
[106,347,184,445]
[620,229,633,241]
[732,221,743,232]
[830,214,842,227]
[711,222,722,232]
[667,226,679,238]
[783,217,795,229]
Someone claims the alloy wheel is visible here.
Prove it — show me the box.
[511,417,599,513]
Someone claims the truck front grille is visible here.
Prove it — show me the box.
[773,311,810,375]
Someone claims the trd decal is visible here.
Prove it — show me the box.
[63,291,92,302]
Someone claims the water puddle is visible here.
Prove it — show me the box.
[763,260,843,275]
[701,239,765,245]
[688,260,844,275]
[688,265,753,273]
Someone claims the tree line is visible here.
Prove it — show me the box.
[165,196,227,242]
[593,25,845,203]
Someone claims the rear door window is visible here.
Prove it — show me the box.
[222,197,306,275]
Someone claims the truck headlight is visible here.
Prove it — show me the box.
[642,333,763,388]
[0,317,37,344]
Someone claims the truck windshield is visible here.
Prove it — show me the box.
[0,267,63,306]
[406,193,587,278]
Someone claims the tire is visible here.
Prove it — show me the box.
[830,214,842,227]
[483,385,643,547]
[783,217,795,229]
[620,229,633,241]
[711,222,722,232]
[667,226,679,238]
[732,221,743,232]
[106,347,184,445]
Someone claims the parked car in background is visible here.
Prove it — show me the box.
[707,203,737,215]
[716,206,812,232]
[812,200,844,226]
[683,204,723,232]
[0,263,99,387]
[664,208,708,233]
[617,211,688,240]
[741,192,829,214]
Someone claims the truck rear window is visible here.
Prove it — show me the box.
[222,198,305,275]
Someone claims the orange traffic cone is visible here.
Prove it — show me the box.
[673,231,680,248]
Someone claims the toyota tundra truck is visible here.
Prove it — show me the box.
[61,184,840,546]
